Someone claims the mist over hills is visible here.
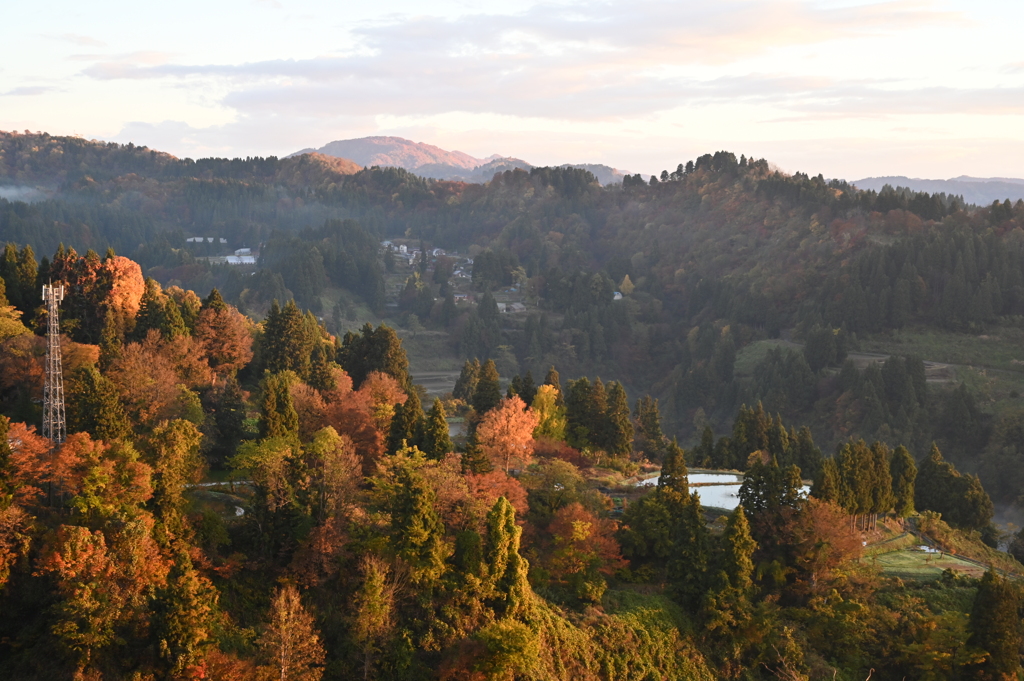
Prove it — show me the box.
[853,175,1024,206]
[291,135,627,185]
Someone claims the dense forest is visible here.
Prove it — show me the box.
[1,130,1024,679]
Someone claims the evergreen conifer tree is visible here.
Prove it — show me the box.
[484,496,531,618]
[259,372,299,440]
[133,278,167,341]
[161,298,187,339]
[454,359,481,402]
[69,365,132,442]
[544,366,563,406]
[605,381,634,457]
[461,430,493,474]
[202,288,228,311]
[98,307,123,372]
[421,399,452,460]
[387,389,424,454]
[473,359,502,415]
[890,445,917,518]
[967,570,1022,680]
[308,342,338,394]
[390,464,448,586]
[634,395,666,461]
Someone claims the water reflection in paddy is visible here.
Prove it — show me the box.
[636,472,809,510]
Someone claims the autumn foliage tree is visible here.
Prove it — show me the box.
[475,396,539,474]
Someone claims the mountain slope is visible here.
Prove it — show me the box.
[291,136,483,171]
[853,175,1024,205]
[292,136,628,185]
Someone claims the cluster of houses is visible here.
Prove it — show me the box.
[187,238,258,266]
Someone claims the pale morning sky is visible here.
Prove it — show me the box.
[3,0,1023,180]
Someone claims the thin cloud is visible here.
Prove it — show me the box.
[78,0,969,121]
[59,33,106,47]
[1,86,59,97]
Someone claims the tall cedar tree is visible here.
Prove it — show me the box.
[263,300,310,377]
[890,445,917,518]
[473,359,502,415]
[421,398,453,459]
[68,365,132,442]
[634,395,665,461]
[134,278,167,341]
[387,389,424,454]
[967,571,1022,681]
[337,323,409,389]
[390,463,448,586]
[544,366,563,406]
[605,381,634,457]
[155,552,219,677]
[485,496,531,618]
[260,372,299,440]
[454,359,480,402]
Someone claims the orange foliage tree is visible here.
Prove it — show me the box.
[476,396,539,474]
[193,305,253,380]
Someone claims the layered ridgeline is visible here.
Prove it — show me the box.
[5,132,1024,508]
[1,133,1024,679]
[289,135,627,185]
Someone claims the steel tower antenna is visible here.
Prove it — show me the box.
[42,284,66,448]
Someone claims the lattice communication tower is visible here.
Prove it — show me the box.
[42,284,66,447]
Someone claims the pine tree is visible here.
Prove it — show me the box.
[659,438,690,495]
[202,288,228,311]
[587,377,609,448]
[133,278,167,341]
[461,430,493,474]
[890,445,917,518]
[719,506,756,593]
[387,389,424,454]
[68,365,132,442]
[967,570,1022,680]
[473,359,502,415]
[421,399,452,460]
[454,359,481,402]
[634,395,665,461]
[390,464,448,586]
[484,496,531,618]
[605,381,634,457]
[544,366,563,405]
[812,457,841,504]
[260,372,299,440]
[156,552,218,678]
[161,297,187,339]
[98,307,123,372]
[308,342,338,394]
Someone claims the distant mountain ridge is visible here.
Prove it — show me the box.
[853,175,1024,206]
[290,136,626,185]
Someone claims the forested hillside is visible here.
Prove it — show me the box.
[2,131,1024,679]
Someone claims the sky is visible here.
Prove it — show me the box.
[3,0,1024,180]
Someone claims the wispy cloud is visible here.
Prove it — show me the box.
[78,0,965,121]
[53,33,107,47]
[1,86,59,97]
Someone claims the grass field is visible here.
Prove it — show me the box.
[871,548,988,580]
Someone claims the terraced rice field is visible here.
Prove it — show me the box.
[871,548,988,580]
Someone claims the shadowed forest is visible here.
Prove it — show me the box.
[1,131,1023,680]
